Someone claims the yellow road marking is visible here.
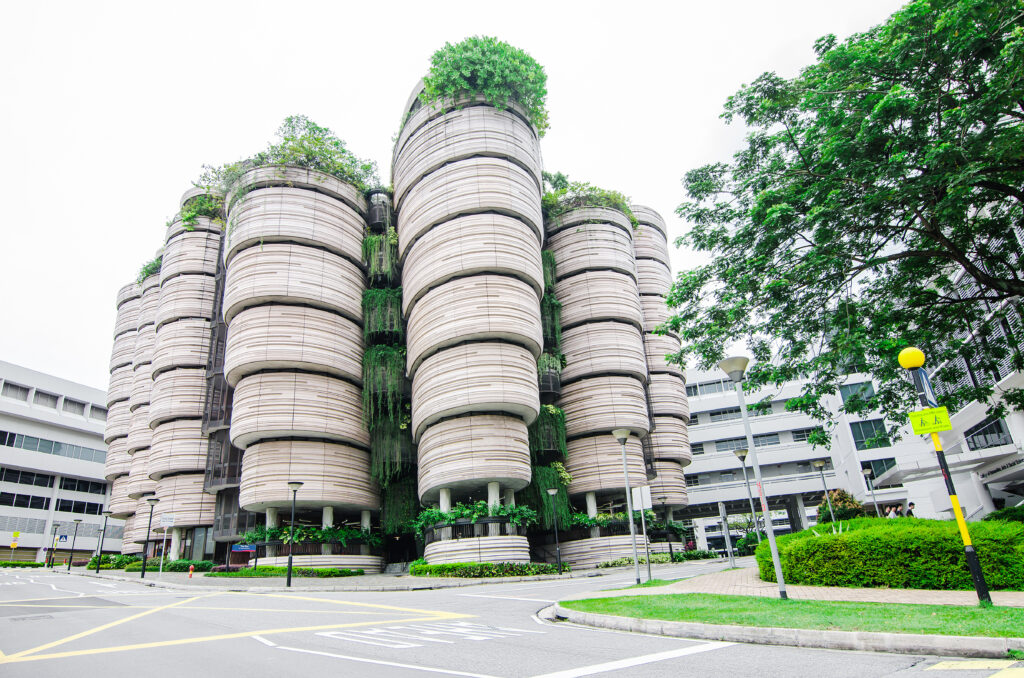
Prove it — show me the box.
[991,670,1024,678]
[241,591,461,615]
[6,592,219,659]
[0,612,474,664]
[927,660,1016,670]
[0,603,394,614]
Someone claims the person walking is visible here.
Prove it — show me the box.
[906,502,915,517]
[895,503,904,517]
[885,506,896,519]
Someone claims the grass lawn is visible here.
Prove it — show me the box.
[561,593,1024,637]
[616,579,679,590]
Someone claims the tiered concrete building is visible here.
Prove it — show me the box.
[102,79,693,568]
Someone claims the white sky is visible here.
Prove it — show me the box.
[0,0,907,390]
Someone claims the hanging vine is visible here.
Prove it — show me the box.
[528,404,567,462]
[519,465,572,531]
[537,351,566,375]
[362,345,406,425]
[362,228,400,284]
[542,250,557,294]
[540,294,562,348]
[369,406,414,487]
[362,288,404,342]
[381,473,419,535]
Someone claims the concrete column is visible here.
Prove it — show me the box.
[586,491,599,538]
[695,521,709,550]
[504,489,515,506]
[785,496,807,533]
[666,508,675,522]
[487,483,500,536]
[439,488,451,512]
[322,507,334,555]
[170,527,181,561]
[266,508,279,557]
[971,472,997,516]
[360,510,371,555]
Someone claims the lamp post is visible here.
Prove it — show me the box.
[719,356,787,599]
[286,481,303,588]
[66,519,83,571]
[733,448,761,543]
[95,511,112,573]
[546,488,562,575]
[140,497,158,578]
[612,428,642,586]
[898,346,990,603]
[812,460,837,524]
[862,468,882,517]
[47,524,59,568]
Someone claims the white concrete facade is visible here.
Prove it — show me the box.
[0,360,122,562]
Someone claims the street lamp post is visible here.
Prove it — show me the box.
[812,460,837,524]
[47,524,58,567]
[95,511,112,573]
[67,519,83,571]
[719,356,788,599]
[898,347,990,604]
[733,449,761,543]
[546,488,562,574]
[286,481,303,588]
[612,428,642,586]
[140,497,159,578]
[862,468,882,517]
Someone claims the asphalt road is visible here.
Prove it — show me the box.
[0,564,1014,677]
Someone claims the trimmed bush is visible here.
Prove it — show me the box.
[123,559,213,573]
[755,517,1024,590]
[410,561,567,577]
[597,550,718,567]
[985,505,1024,523]
[205,566,364,578]
[0,561,44,568]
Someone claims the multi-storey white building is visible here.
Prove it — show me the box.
[0,361,122,562]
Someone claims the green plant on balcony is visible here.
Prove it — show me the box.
[540,294,562,348]
[369,405,413,487]
[541,250,557,294]
[419,36,549,136]
[362,228,400,284]
[362,345,406,425]
[542,175,637,228]
[381,473,419,535]
[537,351,566,376]
[362,288,403,342]
[411,502,538,536]
[180,193,225,230]
[528,404,567,461]
[136,256,162,284]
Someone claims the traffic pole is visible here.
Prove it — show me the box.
[898,347,991,604]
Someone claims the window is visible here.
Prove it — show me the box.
[691,442,704,455]
[850,419,891,450]
[684,474,700,487]
[0,468,55,487]
[715,437,746,453]
[55,498,103,515]
[861,458,902,488]
[720,471,735,482]
[964,417,1011,450]
[753,432,780,447]
[689,413,699,425]
[63,399,86,415]
[839,382,875,404]
[709,407,741,423]
[791,427,821,443]
[33,390,58,408]
[0,429,106,463]
[89,406,107,421]
[1,382,29,401]
[686,384,698,397]
[0,491,50,510]
[687,379,732,397]
[60,477,106,495]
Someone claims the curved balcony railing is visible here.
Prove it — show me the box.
[422,517,524,546]
[252,540,383,558]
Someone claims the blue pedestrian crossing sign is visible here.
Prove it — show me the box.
[909,406,952,435]
[58,535,68,542]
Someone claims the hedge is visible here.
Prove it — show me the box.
[205,566,364,578]
[755,517,1024,590]
[984,505,1024,523]
[597,550,719,568]
[409,561,566,577]
[124,559,214,572]
[0,561,44,568]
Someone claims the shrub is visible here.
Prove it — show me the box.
[985,505,1024,523]
[597,550,718,567]
[409,561,566,577]
[124,557,212,572]
[816,488,866,523]
[0,561,44,568]
[755,517,1024,590]
[205,566,364,578]
[674,549,719,561]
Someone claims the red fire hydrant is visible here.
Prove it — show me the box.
[189,565,194,579]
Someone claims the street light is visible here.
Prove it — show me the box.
[812,460,837,524]
[67,519,83,571]
[898,346,990,603]
[47,524,59,568]
[140,497,159,579]
[95,510,112,573]
[612,428,642,586]
[546,488,562,575]
[862,468,882,517]
[733,448,761,543]
[719,356,788,599]
[286,481,303,588]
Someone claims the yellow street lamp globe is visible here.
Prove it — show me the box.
[898,346,926,370]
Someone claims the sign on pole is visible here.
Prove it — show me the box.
[10,542,17,549]
[909,406,953,435]
[231,544,256,553]
[12,531,19,539]
[160,514,176,528]
[58,535,68,543]
[631,485,653,510]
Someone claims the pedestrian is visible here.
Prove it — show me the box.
[895,503,904,517]
[885,506,896,519]
[906,502,915,518]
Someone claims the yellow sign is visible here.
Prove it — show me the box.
[910,406,952,435]
[10,541,17,549]
[12,531,19,538]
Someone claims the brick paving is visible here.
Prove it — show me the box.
[567,563,1024,607]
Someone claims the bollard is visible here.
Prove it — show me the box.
[189,565,194,579]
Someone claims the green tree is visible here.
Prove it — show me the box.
[816,489,867,524]
[668,0,1024,437]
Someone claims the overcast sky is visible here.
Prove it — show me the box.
[0,0,907,390]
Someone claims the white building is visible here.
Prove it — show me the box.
[0,361,122,562]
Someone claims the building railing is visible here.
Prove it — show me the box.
[422,517,524,545]
[253,540,383,558]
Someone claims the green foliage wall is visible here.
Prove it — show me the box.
[528,405,567,462]
[362,345,406,424]
[381,473,419,535]
[519,465,572,531]
[362,288,403,342]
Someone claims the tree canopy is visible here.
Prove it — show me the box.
[668,0,1024,440]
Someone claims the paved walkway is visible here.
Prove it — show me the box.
[565,565,1024,607]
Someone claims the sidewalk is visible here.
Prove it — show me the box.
[564,566,1024,607]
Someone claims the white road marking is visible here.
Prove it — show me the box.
[528,642,734,678]
[252,635,277,647]
[458,594,556,602]
[275,645,502,677]
[314,621,546,649]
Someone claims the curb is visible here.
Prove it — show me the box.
[66,569,609,593]
[552,605,1024,659]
